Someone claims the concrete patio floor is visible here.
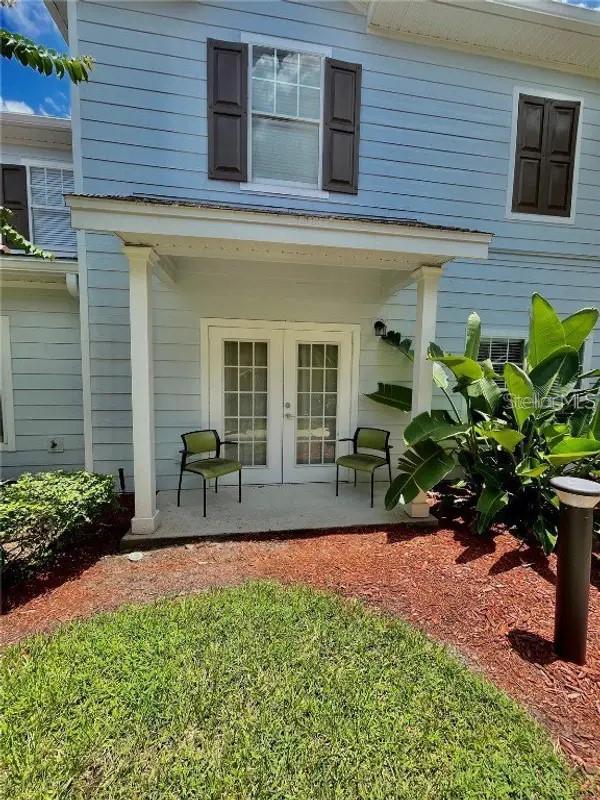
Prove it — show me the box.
[122,482,433,550]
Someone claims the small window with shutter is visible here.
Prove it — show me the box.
[207,38,361,196]
[511,93,581,219]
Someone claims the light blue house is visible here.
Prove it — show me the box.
[1,0,599,540]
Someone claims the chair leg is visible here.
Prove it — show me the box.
[238,469,242,503]
[177,468,183,507]
[354,470,357,487]
[336,465,339,497]
[371,472,375,508]
[215,477,218,494]
[203,477,207,518]
[388,460,392,484]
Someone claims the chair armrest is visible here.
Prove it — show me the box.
[221,440,238,445]
[338,438,354,442]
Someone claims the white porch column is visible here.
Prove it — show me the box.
[408,265,442,518]
[123,245,161,534]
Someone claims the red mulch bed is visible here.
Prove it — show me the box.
[1,515,599,783]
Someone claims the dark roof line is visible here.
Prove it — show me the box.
[67,193,490,236]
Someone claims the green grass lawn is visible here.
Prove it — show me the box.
[1,581,581,799]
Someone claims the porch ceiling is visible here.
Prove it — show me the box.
[67,195,491,274]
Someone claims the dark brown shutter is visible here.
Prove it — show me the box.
[512,95,579,217]
[207,39,248,182]
[543,99,579,216]
[322,59,361,194]
[1,164,29,241]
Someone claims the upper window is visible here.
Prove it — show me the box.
[29,167,77,255]
[0,163,76,256]
[511,93,581,219]
[206,38,361,195]
[478,337,525,375]
[0,316,16,452]
[250,45,322,190]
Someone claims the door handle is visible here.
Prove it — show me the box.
[284,412,295,419]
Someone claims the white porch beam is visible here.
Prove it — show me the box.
[124,244,161,534]
[408,265,442,518]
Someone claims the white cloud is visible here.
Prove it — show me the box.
[1,99,35,114]
[38,93,69,117]
[2,0,60,40]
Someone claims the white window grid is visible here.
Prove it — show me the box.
[247,43,325,191]
[296,343,339,465]
[223,340,268,467]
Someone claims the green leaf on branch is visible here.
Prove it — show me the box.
[1,207,54,259]
[365,382,412,412]
[529,346,580,398]
[385,439,455,508]
[404,411,468,446]
[1,29,94,82]
[504,363,535,429]
[545,437,600,466]
[562,308,599,351]
[516,459,548,479]
[475,484,509,534]
[476,426,525,454]
[430,355,483,382]
[527,293,565,369]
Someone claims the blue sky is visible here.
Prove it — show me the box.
[1,0,599,119]
[1,0,70,117]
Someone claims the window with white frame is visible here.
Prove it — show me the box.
[0,317,16,452]
[29,166,76,255]
[249,45,323,189]
[478,337,526,375]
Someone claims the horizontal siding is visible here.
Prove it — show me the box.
[76,1,600,492]
[0,289,84,481]
[76,0,600,255]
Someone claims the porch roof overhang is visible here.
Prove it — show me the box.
[0,254,79,295]
[67,195,491,277]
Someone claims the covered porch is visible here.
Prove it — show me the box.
[68,195,491,538]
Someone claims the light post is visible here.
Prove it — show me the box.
[550,476,600,665]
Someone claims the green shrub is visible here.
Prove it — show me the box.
[0,470,116,582]
[379,294,600,553]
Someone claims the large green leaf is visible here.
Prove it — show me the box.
[431,355,483,382]
[385,440,456,508]
[589,399,600,440]
[529,346,579,398]
[466,376,503,414]
[404,411,468,446]
[528,294,565,369]
[475,484,509,534]
[504,363,535,429]
[516,458,548,479]
[476,426,525,454]
[365,383,412,412]
[545,436,600,466]
[464,312,481,360]
[562,308,599,351]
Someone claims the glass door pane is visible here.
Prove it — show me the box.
[296,343,338,465]
[222,340,268,466]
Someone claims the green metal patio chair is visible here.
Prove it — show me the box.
[177,430,241,517]
[336,427,393,508]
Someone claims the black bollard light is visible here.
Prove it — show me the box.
[550,476,600,665]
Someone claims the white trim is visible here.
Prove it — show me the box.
[124,245,160,533]
[505,87,584,226]
[242,33,330,198]
[67,196,492,265]
[200,318,360,476]
[0,316,16,452]
[240,182,329,200]
[240,32,332,58]
[67,0,93,471]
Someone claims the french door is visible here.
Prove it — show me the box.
[206,323,354,484]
